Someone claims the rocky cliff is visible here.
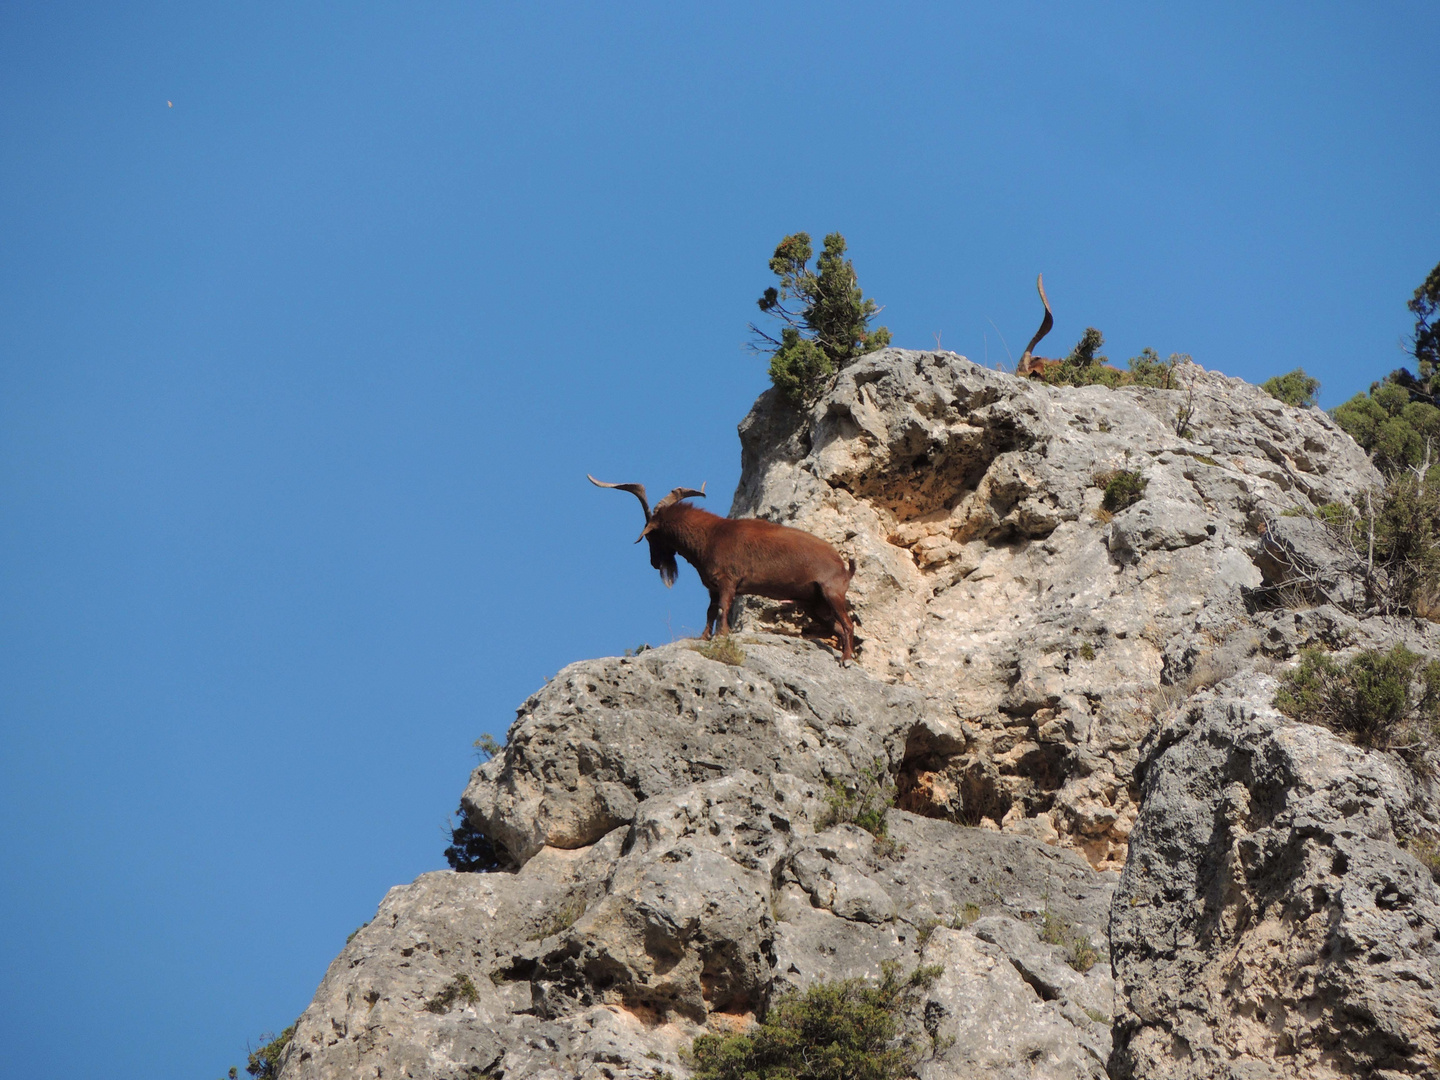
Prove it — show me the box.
[274,350,1440,1080]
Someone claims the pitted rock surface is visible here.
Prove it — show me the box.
[1110,674,1440,1079]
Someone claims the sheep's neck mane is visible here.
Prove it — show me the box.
[656,503,722,567]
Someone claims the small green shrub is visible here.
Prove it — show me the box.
[1039,912,1099,973]
[1098,469,1147,512]
[915,902,983,947]
[1367,474,1440,618]
[624,643,652,656]
[345,920,370,945]
[1274,645,1440,758]
[817,759,895,840]
[1126,348,1186,389]
[689,964,936,1080]
[474,733,503,760]
[445,807,503,873]
[695,635,746,666]
[1078,642,1096,661]
[425,973,481,1014]
[246,1025,296,1080]
[751,232,891,406]
[1262,368,1321,408]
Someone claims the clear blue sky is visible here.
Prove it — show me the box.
[1,4,1435,1077]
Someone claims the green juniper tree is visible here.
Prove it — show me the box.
[750,232,891,406]
[1331,259,1440,473]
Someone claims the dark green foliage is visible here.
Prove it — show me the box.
[1099,470,1147,513]
[1409,259,1440,375]
[1274,645,1440,757]
[817,759,895,839]
[1332,382,1440,475]
[246,1025,295,1080]
[445,806,502,873]
[1041,327,1120,388]
[1331,260,1440,471]
[1068,327,1107,366]
[1262,368,1321,408]
[752,232,891,406]
[425,974,481,1014]
[689,965,937,1080]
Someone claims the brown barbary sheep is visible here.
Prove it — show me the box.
[588,475,857,662]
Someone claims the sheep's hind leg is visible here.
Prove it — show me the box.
[715,584,738,636]
[819,583,855,662]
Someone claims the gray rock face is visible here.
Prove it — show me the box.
[463,638,921,867]
[730,351,1380,872]
[276,350,1440,1080]
[1110,675,1440,1079]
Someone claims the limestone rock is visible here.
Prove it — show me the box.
[276,350,1440,1080]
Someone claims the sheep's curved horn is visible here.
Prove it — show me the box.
[588,475,651,521]
[1017,273,1054,370]
[650,484,706,514]
[636,484,706,542]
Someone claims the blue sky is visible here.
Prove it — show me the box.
[1,3,1436,1077]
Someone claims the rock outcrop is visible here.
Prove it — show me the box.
[274,350,1440,1080]
[1111,674,1440,1079]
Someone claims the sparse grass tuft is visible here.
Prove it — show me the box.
[425,973,481,1014]
[527,894,588,941]
[1402,834,1440,883]
[817,759,896,844]
[695,635,746,665]
[915,903,983,947]
[1039,912,1100,973]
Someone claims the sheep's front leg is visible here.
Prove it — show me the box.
[702,589,721,640]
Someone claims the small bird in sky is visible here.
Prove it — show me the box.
[167,100,173,107]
